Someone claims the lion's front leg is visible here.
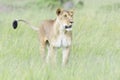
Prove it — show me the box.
[62,47,70,66]
[46,45,56,65]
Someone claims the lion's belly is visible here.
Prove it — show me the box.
[52,34,71,48]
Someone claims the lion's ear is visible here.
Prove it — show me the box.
[56,8,62,16]
[70,9,74,15]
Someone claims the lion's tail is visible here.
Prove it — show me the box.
[12,19,39,31]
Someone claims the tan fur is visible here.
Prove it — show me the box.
[14,8,74,66]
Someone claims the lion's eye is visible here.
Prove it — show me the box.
[64,15,67,17]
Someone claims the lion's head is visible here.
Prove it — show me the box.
[56,8,74,31]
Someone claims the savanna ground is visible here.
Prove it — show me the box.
[0,0,120,80]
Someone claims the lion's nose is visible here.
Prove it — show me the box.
[70,21,73,24]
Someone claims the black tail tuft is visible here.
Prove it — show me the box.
[12,20,18,29]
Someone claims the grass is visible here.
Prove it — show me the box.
[0,0,120,80]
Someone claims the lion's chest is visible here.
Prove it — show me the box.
[52,34,71,48]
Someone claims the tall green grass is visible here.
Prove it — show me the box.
[0,0,120,80]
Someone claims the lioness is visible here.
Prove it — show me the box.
[12,8,74,66]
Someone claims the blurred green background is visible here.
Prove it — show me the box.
[0,0,120,80]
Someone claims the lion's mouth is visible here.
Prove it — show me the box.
[65,25,72,31]
[65,25,72,29]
